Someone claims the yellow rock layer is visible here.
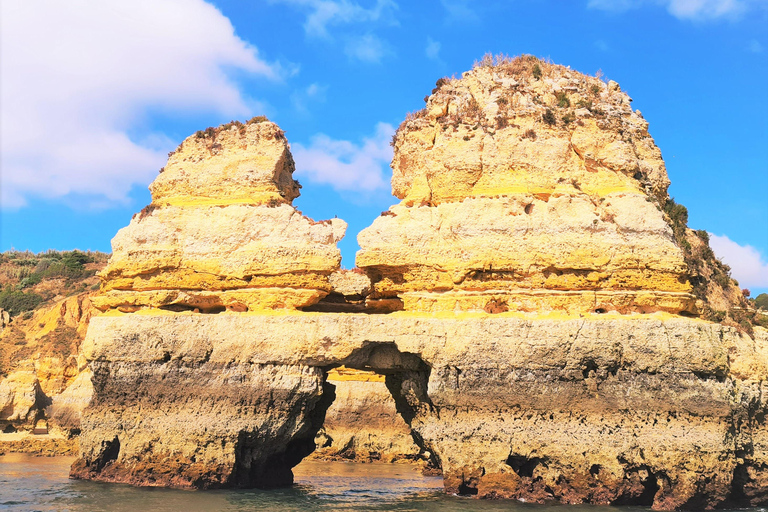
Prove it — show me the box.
[96,121,346,312]
[358,59,692,314]
[151,119,300,206]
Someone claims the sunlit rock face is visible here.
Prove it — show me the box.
[73,64,768,511]
[357,57,694,316]
[93,118,346,313]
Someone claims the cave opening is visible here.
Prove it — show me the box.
[291,342,441,484]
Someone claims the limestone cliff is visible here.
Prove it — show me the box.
[1,251,105,437]
[73,62,768,511]
[357,56,696,316]
[94,117,347,313]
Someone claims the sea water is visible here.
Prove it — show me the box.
[0,454,764,512]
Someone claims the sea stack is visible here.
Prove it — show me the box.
[358,55,693,316]
[93,118,347,313]
[73,57,767,510]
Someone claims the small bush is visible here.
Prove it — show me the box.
[0,288,43,317]
[542,108,556,126]
[61,250,90,270]
[532,63,542,80]
[522,129,537,140]
[576,99,592,109]
[432,77,449,94]
[664,198,688,229]
[562,112,576,125]
[755,293,768,310]
[694,230,710,244]
[555,92,570,108]
[590,84,601,96]
[713,272,730,289]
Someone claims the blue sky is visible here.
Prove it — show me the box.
[1,0,767,294]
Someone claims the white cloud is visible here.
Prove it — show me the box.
[291,83,329,114]
[594,39,610,52]
[426,37,442,60]
[1,0,279,209]
[749,39,764,53]
[709,234,768,288]
[292,123,394,192]
[345,33,389,63]
[440,0,480,23]
[587,0,758,20]
[276,0,398,38]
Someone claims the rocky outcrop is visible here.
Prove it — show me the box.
[93,118,346,313]
[357,56,693,316]
[75,312,768,508]
[73,60,768,510]
[1,293,95,434]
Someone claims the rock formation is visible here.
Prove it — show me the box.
[93,118,346,313]
[72,60,767,510]
[1,292,96,435]
[357,55,694,316]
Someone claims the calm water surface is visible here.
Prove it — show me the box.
[0,454,763,512]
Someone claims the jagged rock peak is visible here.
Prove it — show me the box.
[152,116,301,207]
[93,118,346,313]
[358,54,695,316]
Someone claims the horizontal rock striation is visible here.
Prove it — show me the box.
[76,312,768,508]
[73,63,767,511]
[357,56,694,315]
[93,118,346,313]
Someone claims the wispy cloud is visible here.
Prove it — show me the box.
[275,0,398,38]
[594,39,610,52]
[345,33,390,62]
[291,83,329,114]
[440,0,480,23]
[749,39,764,53]
[709,234,768,288]
[426,37,442,61]
[292,123,394,192]
[1,0,281,209]
[587,0,760,21]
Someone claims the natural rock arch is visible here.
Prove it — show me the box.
[72,57,768,510]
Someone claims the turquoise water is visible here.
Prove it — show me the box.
[0,454,762,512]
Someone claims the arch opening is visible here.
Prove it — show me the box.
[288,343,441,482]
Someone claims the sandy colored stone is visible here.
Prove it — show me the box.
[357,58,693,315]
[46,369,94,430]
[75,311,768,507]
[71,59,768,511]
[152,119,300,207]
[95,119,346,312]
[0,368,42,423]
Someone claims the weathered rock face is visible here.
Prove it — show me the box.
[76,312,768,508]
[1,293,95,434]
[357,57,694,316]
[74,63,768,511]
[93,118,346,313]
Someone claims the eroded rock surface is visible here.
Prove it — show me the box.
[309,367,421,463]
[93,118,346,313]
[357,57,693,316]
[73,62,768,510]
